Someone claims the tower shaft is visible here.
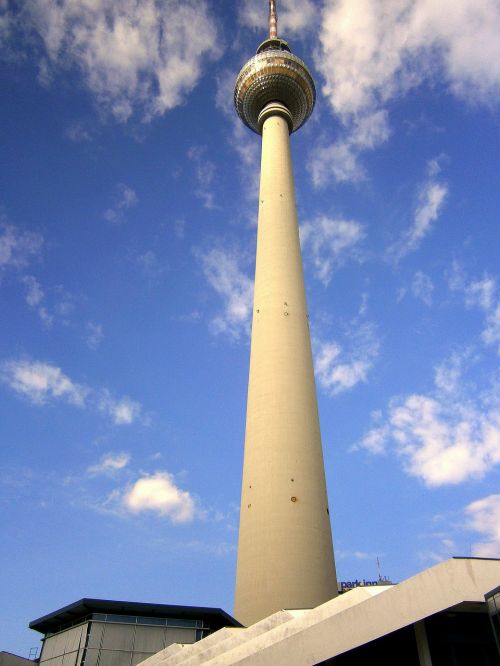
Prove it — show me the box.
[234,106,338,626]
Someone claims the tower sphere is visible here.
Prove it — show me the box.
[234,38,315,134]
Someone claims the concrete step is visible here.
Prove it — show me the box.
[163,609,299,666]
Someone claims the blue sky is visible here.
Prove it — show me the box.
[1,0,499,655]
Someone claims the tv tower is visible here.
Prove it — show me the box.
[234,0,338,626]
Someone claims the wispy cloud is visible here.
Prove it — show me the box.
[388,163,448,261]
[64,120,94,143]
[311,0,500,184]
[85,322,104,350]
[0,220,43,272]
[98,390,143,426]
[0,359,88,406]
[0,358,143,426]
[4,0,220,122]
[238,0,317,37]
[300,216,365,285]
[21,275,53,326]
[434,351,469,395]
[120,471,195,523]
[314,321,379,395]
[411,271,434,306]
[308,111,390,186]
[187,145,217,210]
[449,264,500,355]
[87,452,131,477]
[134,250,167,285]
[103,183,138,224]
[465,494,500,557]
[198,246,254,341]
[356,350,500,486]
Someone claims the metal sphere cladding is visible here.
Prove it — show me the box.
[234,38,315,134]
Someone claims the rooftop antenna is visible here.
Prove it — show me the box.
[269,0,278,38]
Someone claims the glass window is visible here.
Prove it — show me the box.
[105,614,136,624]
[166,618,197,628]
[136,616,166,626]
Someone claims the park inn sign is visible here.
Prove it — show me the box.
[338,579,390,592]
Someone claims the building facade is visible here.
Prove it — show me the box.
[29,600,239,666]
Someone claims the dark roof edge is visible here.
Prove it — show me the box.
[30,598,241,634]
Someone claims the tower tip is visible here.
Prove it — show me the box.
[269,0,278,39]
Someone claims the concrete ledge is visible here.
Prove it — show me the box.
[213,558,500,665]
[138,558,500,666]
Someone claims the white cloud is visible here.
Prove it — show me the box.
[465,494,500,557]
[239,0,316,38]
[449,267,500,355]
[0,221,43,271]
[317,0,500,118]
[357,352,500,486]
[187,145,217,210]
[87,452,130,477]
[64,120,94,143]
[300,216,365,285]
[123,471,195,523]
[312,0,500,184]
[417,535,458,565]
[103,183,138,224]
[482,305,500,354]
[135,250,167,283]
[411,271,434,306]
[388,168,448,261]
[174,219,186,240]
[21,275,53,326]
[434,351,466,394]
[465,276,496,310]
[98,390,142,425]
[308,110,390,186]
[0,359,88,406]
[315,322,379,395]
[1,358,144,426]
[7,0,220,122]
[198,247,254,340]
[86,321,104,350]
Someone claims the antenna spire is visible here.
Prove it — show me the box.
[269,0,278,38]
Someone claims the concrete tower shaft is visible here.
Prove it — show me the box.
[234,104,338,625]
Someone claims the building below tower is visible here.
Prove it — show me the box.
[28,599,240,666]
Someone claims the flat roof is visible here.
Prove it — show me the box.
[30,598,241,635]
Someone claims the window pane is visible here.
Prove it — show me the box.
[106,615,136,624]
[166,619,197,628]
[136,617,166,626]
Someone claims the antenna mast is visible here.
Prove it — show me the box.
[269,0,278,38]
